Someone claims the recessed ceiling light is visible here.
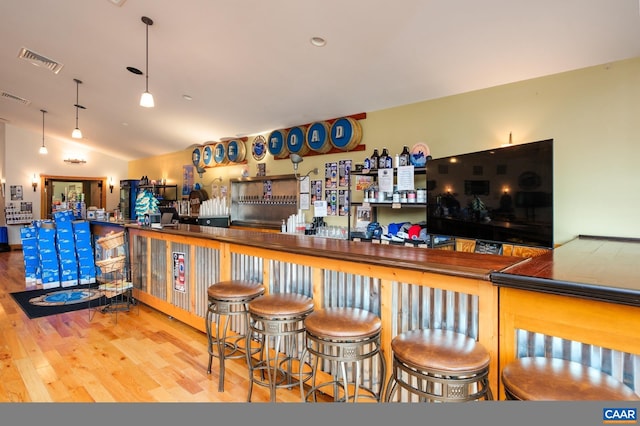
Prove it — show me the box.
[127,66,143,75]
[183,94,193,101]
[310,36,326,47]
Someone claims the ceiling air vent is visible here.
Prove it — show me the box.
[0,90,31,105]
[17,47,64,74]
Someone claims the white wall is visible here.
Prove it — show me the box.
[2,124,128,245]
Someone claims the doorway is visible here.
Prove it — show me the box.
[39,175,107,219]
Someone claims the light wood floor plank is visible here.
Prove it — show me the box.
[13,358,53,401]
[0,379,30,402]
[0,250,332,403]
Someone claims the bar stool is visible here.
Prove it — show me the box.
[385,329,492,402]
[300,307,386,403]
[206,280,265,392]
[246,293,315,402]
[502,357,640,400]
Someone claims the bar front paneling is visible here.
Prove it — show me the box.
[323,271,380,315]
[150,238,168,301]
[269,260,313,297]
[230,252,263,283]
[515,329,639,391]
[125,225,515,399]
[394,283,479,340]
[129,233,147,293]
[192,245,220,317]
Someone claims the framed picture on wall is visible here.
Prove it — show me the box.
[10,185,23,201]
[182,165,194,196]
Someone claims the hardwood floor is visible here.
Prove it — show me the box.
[0,250,305,403]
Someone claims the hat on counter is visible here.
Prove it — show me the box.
[372,224,386,239]
[408,224,422,240]
[388,222,410,237]
[396,223,412,240]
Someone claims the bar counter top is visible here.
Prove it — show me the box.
[124,223,526,281]
[491,235,640,306]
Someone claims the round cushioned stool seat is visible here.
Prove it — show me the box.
[246,293,315,402]
[205,280,264,392]
[207,280,265,301]
[301,307,386,403]
[303,307,381,340]
[392,329,490,375]
[502,357,640,401]
[385,329,492,402]
[248,293,314,318]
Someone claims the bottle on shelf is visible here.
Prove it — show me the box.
[369,149,379,171]
[399,145,410,167]
[379,148,389,169]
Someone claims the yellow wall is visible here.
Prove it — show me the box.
[129,57,640,245]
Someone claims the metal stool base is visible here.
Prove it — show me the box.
[385,357,493,402]
[247,314,312,402]
[301,331,386,403]
[206,296,260,392]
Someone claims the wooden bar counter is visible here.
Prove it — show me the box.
[492,235,640,399]
[120,225,640,400]
[124,224,525,398]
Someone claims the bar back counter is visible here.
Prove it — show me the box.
[114,224,640,400]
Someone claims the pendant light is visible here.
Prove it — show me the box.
[72,78,85,139]
[39,109,48,155]
[139,16,155,108]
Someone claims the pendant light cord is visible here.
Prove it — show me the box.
[72,78,84,138]
[145,19,149,92]
[139,16,154,107]
[75,81,79,127]
[41,109,46,146]
[74,78,83,126]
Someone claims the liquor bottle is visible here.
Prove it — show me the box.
[370,149,379,171]
[379,148,389,169]
[400,145,410,167]
[386,152,393,169]
[363,156,371,170]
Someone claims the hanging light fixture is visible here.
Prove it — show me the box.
[290,154,319,181]
[139,16,155,108]
[72,78,85,139]
[39,109,48,155]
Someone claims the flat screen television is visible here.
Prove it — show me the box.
[426,139,553,248]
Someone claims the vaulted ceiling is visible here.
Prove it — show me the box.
[1,0,639,161]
